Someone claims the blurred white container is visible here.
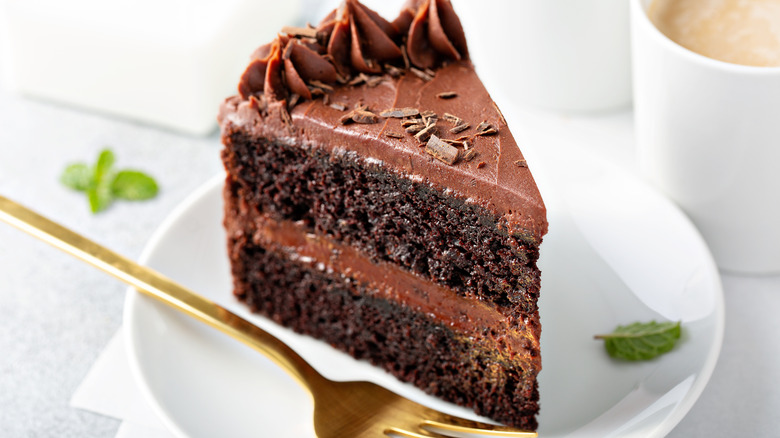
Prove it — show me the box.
[454,0,632,112]
[0,0,300,135]
[632,0,780,273]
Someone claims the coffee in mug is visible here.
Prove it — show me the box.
[648,0,780,67]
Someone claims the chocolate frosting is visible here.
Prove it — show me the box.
[396,0,469,69]
[238,36,340,101]
[237,0,471,105]
[317,0,403,74]
[221,60,548,241]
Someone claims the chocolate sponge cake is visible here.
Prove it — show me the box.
[219,0,547,430]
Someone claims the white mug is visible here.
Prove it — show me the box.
[455,0,632,112]
[631,0,780,273]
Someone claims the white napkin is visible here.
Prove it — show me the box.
[70,328,175,438]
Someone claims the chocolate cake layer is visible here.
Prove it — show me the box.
[224,180,539,430]
[221,128,541,313]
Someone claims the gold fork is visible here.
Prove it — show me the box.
[0,195,536,438]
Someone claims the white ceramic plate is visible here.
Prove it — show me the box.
[125,142,724,437]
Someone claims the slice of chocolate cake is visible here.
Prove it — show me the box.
[219,0,547,430]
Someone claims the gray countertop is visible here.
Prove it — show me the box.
[2,68,780,438]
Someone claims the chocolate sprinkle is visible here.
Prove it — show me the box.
[384,64,405,78]
[351,109,379,124]
[437,91,457,99]
[380,108,420,118]
[405,123,424,134]
[309,80,334,92]
[450,123,470,134]
[476,121,498,136]
[410,67,434,81]
[461,149,478,162]
[415,124,438,142]
[365,76,384,87]
[425,135,459,165]
[442,113,461,124]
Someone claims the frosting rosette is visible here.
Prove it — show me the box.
[397,0,469,69]
[238,35,340,101]
[316,0,404,74]
[236,0,470,106]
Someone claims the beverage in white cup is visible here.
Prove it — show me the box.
[632,0,780,273]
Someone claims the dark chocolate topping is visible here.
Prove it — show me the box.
[316,0,403,74]
[397,0,469,69]
[220,60,548,241]
[237,0,470,105]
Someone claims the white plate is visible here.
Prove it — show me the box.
[125,142,724,437]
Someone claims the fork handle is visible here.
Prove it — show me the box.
[0,195,327,392]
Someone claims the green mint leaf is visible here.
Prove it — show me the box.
[111,170,159,201]
[94,149,116,183]
[87,180,113,213]
[595,320,681,361]
[60,163,92,191]
[61,148,159,213]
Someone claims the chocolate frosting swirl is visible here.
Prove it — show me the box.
[316,0,403,74]
[397,0,469,69]
[237,0,469,104]
[238,35,340,101]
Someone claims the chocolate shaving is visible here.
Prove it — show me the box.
[365,76,384,87]
[437,91,458,99]
[405,123,424,134]
[401,119,422,127]
[415,124,438,142]
[410,67,434,81]
[329,103,347,111]
[477,161,486,169]
[322,93,330,105]
[450,123,470,134]
[420,110,438,127]
[461,149,478,162]
[424,68,436,78]
[514,159,528,168]
[281,26,318,39]
[425,135,459,165]
[442,113,461,124]
[384,64,405,77]
[351,109,379,124]
[476,121,498,136]
[348,74,367,86]
[309,86,325,97]
[385,131,404,139]
[380,108,420,118]
[309,80,333,92]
